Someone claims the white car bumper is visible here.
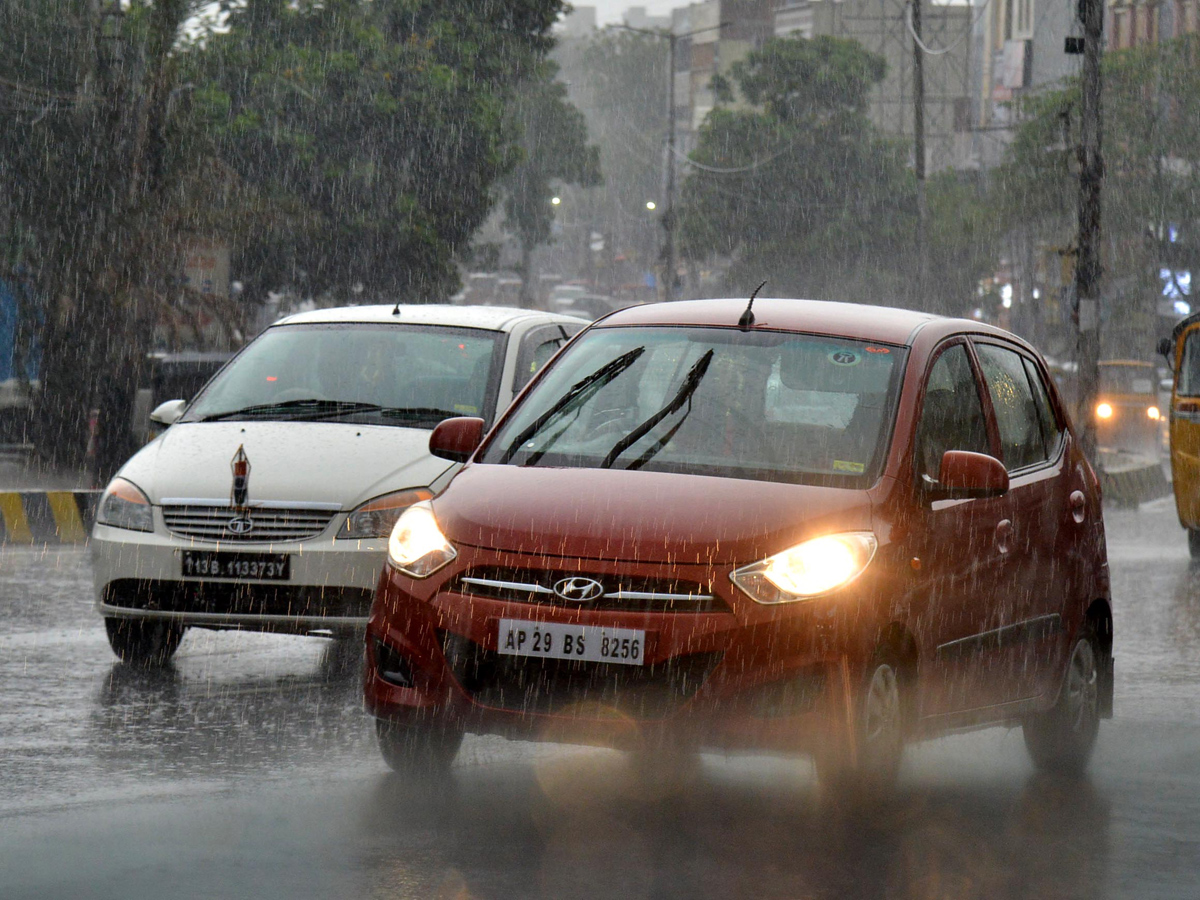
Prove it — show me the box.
[92,521,388,634]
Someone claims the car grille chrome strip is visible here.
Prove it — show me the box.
[161,504,337,543]
[461,576,555,595]
[452,568,727,613]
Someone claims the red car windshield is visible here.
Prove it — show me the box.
[482,325,906,486]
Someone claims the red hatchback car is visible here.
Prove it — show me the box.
[364,299,1112,785]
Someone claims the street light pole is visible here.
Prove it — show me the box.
[613,22,727,302]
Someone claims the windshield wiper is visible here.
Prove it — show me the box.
[601,349,714,469]
[499,346,645,465]
[379,406,464,421]
[199,399,381,422]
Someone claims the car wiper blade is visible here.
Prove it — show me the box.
[601,349,714,469]
[499,346,645,465]
[378,406,463,421]
[199,400,381,422]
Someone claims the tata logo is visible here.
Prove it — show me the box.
[226,515,254,535]
[552,576,605,603]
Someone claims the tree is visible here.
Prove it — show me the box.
[502,62,601,306]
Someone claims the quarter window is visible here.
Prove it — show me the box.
[914,343,991,481]
[975,343,1047,470]
[1022,356,1064,456]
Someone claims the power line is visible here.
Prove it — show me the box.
[906,0,993,56]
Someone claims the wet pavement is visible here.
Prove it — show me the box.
[2,499,1200,899]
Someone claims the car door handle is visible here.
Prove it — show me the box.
[995,519,1013,555]
[1070,490,1087,524]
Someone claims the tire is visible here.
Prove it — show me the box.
[815,652,906,794]
[1188,528,1200,560]
[375,717,463,778]
[104,617,184,666]
[1023,629,1102,776]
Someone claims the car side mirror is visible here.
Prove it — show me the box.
[429,416,485,463]
[149,399,187,427]
[1158,337,1174,360]
[923,450,1009,501]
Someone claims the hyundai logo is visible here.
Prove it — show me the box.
[226,515,254,535]
[552,576,605,603]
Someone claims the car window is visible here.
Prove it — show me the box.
[184,323,504,427]
[1023,356,1064,456]
[975,342,1048,470]
[482,326,906,486]
[1179,331,1200,397]
[914,343,991,481]
[1099,363,1155,395]
[513,324,583,394]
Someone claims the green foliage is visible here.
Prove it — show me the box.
[678,36,922,306]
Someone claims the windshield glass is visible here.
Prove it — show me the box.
[183,323,504,427]
[1099,362,1155,395]
[481,326,906,486]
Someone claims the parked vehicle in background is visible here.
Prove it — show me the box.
[1160,315,1200,556]
[365,297,1113,788]
[93,305,585,665]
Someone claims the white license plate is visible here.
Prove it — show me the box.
[497,619,645,666]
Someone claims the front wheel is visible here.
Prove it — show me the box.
[1188,528,1200,560]
[815,654,906,794]
[1023,630,1101,776]
[104,617,184,666]
[375,718,463,778]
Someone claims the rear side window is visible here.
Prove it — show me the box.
[914,343,991,480]
[1023,357,1064,456]
[975,343,1047,470]
[1180,331,1200,397]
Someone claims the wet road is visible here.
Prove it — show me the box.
[3,499,1200,899]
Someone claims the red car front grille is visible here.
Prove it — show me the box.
[449,566,728,613]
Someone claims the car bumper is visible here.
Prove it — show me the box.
[92,522,388,634]
[364,549,862,753]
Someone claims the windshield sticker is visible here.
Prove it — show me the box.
[866,347,891,354]
[828,349,861,367]
[453,403,479,414]
[833,460,865,474]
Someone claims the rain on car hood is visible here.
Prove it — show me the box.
[117,422,455,508]
[435,464,874,565]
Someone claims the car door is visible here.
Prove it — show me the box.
[974,340,1073,702]
[906,340,1014,716]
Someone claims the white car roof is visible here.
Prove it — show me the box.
[273,304,586,333]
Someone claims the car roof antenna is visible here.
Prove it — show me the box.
[738,281,767,331]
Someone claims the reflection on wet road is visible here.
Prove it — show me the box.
[1,498,1199,898]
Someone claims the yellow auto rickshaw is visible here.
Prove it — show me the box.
[1161,316,1200,555]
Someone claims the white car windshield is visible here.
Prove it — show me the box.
[482,325,906,486]
[184,323,504,427]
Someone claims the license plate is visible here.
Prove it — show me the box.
[497,618,645,666]
[181,551,291,581]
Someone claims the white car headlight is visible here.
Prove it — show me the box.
[387,502,456,577]
[730,532,877,604]
[337,488,433,540]
[96,477,155,533]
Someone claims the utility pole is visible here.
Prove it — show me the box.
[1075,0,1105,464]
[910,0,929,311]
[614,22,727,302]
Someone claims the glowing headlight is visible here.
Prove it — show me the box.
[1148,406,1161,420]
[1096,402,1114,419]
[96,477,154,533]
[730,532,877,604]
[337,488,433,540]
[387,502,456,577]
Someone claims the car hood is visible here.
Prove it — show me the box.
[435,465,874,565]
[117,422,455,507]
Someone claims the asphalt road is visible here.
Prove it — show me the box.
[2,499,1200,899]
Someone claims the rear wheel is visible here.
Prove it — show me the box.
[1188,528,1200,560]
[1023,630,1101,776]
[816,653,906,794]
[375,718,463,778]
[104,617,184,666]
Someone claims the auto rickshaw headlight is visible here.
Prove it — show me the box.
[1096,402,1114,419]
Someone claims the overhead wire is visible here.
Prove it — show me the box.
[906,0,994,56]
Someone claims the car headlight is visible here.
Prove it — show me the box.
[1148,405,1161,420]
[730,532,877,604]
[96,478,154,533]
[387,502,456,577]
[337,488,433,540]
[1096,402,1113,419]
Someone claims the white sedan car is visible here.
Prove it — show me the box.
[93,304,586,664]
